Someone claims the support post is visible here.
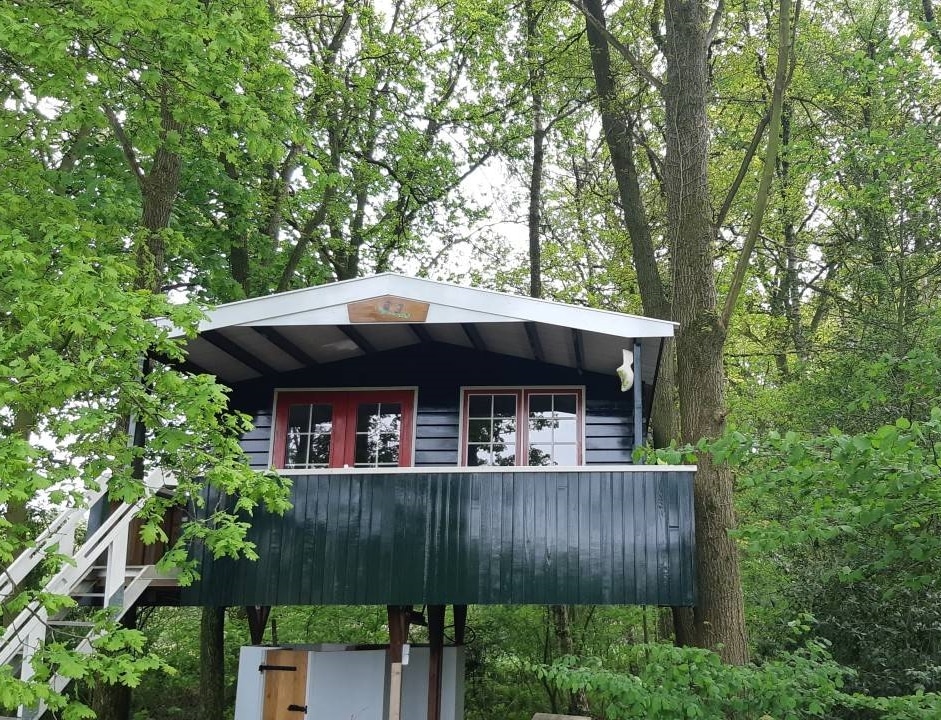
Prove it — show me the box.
[427,605,445,720]
[386,605,411,720]
[245,605,271,645]
[453,604,467,645]
[104,523,128,608]
[633,340,644,456]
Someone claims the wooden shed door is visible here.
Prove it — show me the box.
[262,649,308,720]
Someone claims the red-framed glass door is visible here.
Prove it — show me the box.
[273,390,415,469]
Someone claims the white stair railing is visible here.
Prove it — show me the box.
[0,472,112,604]
[0,468,178,718]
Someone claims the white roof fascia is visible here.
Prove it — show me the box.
[166,273,677,340]
[245,304,518,327]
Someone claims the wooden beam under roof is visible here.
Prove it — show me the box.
[571,328,585,373]
[461,323,487,352]
[202,330,278,376]
[409,323,434,344]
[339,325,377,354]
[252,327,319,367]
[151,351,212,377]
[524,322,545,363]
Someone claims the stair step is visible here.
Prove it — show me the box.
[48,621,95,628]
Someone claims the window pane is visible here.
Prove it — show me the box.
[492,416,516,441]
[554,394,577,416]
[311,404,333,432]
[468,395,492,417]
[357,403,379,432]
[528,444,554,466]
[286,433,311,467]
[468,418,492,443]
[553,418,577,444]
[550,444,577,466]
[309,433,331,467]
[467,444,491,466]
[288,404,311,432]
[375,404,401,434]
[492,445,516,465]
[492,395,517,418]
[528,394,553,414]
[377,433,399,465]
[354,433,374,466]
[528,414,557,442]
[354,402,402,467]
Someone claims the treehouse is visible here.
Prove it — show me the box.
[1,273,696,720]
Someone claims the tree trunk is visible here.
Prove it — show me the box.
[525,0,545,300]
[582,0,679,445]
[199,606,227,720]
[550,605,590,715]
[662,0,748,664]
[135,88,183,293]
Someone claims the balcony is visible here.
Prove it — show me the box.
[182,466,696,608]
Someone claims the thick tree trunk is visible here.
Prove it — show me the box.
[199,606,227,720]
[662,0,748,663]
[136,88,183,293]
[582,0,678,445]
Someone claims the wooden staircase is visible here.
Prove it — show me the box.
[0,469,177,719]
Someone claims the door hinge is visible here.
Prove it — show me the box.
[258,664,298,672]
[287,704,308,712]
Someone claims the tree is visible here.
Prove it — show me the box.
[563,0,797,661]
[0,1,293,714]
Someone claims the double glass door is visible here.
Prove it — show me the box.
[275,390,415,469]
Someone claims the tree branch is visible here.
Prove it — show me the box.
[706,0,725,46]
[103,105,145,186]
[720,0,795,330]
[565,0,663,92]
[715,113,769,229]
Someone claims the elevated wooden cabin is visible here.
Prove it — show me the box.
[2,273,696,720]
[161,273,697,609]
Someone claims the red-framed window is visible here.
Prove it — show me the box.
[461,388,583,466]
[272,390,415,469]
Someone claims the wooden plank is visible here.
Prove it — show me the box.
[348,296,430,323]
[453,604,468,645]
[246,606,270,645]
[387,605,409,720]
[427,605,445,720]
[633,341,644,453]
[253,326,319,366]
[525,322,545,363]
[203,329,277,376]
[262,649,307,720]
[388,663,403,720]
[338,325,377,354]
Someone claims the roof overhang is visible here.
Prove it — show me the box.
[165,274,677,386]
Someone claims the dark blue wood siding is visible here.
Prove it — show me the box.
[229,343,641,468]
[181,468,695,607]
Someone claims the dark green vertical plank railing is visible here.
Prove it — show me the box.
[183,468,696,607]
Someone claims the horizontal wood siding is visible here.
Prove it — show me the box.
[181,468,695,607]
[229,343,639,469]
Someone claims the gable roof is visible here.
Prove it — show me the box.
[169,273,676,384]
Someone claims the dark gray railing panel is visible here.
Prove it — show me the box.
[183,469,696,607]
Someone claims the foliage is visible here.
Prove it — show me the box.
[526,642,941,720]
